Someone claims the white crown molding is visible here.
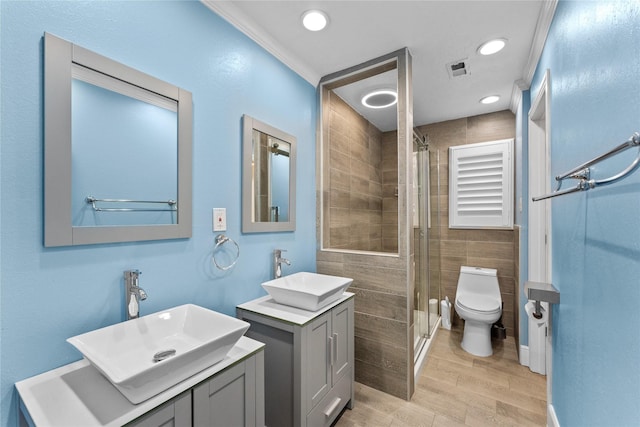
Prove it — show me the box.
[201,0,320,85]
[509,78,530,114]
[509,0,558,113]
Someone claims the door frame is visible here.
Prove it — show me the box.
[527,69,553,407]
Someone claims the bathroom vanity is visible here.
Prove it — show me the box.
[15,337,265,427]
[237,292,354,427]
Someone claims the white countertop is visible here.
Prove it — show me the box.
[236,292,354,326]
[15,336,264,427]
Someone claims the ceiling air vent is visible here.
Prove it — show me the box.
[447,59,469,78]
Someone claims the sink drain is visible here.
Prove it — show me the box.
[153,349,176,363]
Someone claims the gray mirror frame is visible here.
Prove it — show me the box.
[242,114,296,233]
[44,33,192,247]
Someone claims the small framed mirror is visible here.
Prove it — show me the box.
[242,115,296,232]
[44,33,192,247]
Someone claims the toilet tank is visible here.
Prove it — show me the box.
[457,266,500,298]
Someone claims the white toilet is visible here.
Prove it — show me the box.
[454,266,502,357]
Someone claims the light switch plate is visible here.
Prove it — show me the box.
[213,208,226,231]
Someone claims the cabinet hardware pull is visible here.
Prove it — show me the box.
[323,397,342,417]
[333,332,339,363]
[328,336,334,366]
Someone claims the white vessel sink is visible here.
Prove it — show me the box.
[261,272,353,311]
[67,304,249,404]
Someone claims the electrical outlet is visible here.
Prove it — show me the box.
[213,208,226,231]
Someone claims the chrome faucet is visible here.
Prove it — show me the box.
[124,269,147,320]
[273,249,291,279]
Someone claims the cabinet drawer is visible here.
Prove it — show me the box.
[306,369,351,427]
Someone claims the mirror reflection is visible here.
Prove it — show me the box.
[251,129,291,223]
[320,64,399,253]
[242,114,296,233]
[71,71,178,227]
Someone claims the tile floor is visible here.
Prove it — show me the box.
[334,326,547,427]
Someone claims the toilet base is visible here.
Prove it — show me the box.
[461,320,493,357]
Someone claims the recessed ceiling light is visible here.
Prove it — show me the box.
[480,95,500,104]
[478,38,507,55]
[362,90,398,109]
[302,10,329,31]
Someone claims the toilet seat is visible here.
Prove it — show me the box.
[456,294,501,314]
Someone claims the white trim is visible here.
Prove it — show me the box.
[523,1,558,86]
[528,69,552,284]
[528,67,553,412]
[519,344,530,367]
[201,0,319,85]
[548,404,560,427]
[509,0,557,114]
[509,79,530,114]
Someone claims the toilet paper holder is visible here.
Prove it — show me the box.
[524,281,560,319]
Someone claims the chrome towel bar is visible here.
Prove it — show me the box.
[86,196,177,212]
[532,132,640,201]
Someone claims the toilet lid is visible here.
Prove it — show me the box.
[457,294,501,313]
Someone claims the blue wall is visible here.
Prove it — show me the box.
[0,2,317,426]
[529,1,640,425]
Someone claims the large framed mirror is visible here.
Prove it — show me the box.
[242,114,296,232]
[318,53,401,254]
[44,33,192,247]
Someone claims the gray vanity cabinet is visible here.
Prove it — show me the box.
[128,391,192,427]
[193,357,262,427]
[16,337,265,427]
[237,294,354,427]
[128,353,264,427]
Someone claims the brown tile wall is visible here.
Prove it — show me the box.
[317,250,409,400]
[417,110,518,338]
[381,131,399,252]
[327,93,391,252]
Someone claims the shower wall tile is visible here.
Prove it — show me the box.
[355,312,407,348]
[355,335,407,375]
[416,110,517,338]
[326,93,387,252]
[343,263,407,296]
[352,287,406,321]
[467,256,515,279]
[330,189,350,208]
[329,208,349,226]
[355,359,408,400]
[467,110,515,142]
[467,241,514,260]
[317,249,410,400]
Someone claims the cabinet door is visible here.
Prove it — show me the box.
[305,311,331,412]
[128,391,191,427]
[193,360,256,427]
[331,301,352,386]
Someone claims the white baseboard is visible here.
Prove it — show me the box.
[548,404,559,427]
[519,345,530,366]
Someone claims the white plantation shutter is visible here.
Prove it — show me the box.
[449,139,513,229]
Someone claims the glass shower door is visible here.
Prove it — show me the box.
[414,145,430,356]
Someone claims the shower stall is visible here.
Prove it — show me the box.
[413,128,442,367]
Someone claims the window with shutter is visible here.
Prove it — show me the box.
[449,138,513,229]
